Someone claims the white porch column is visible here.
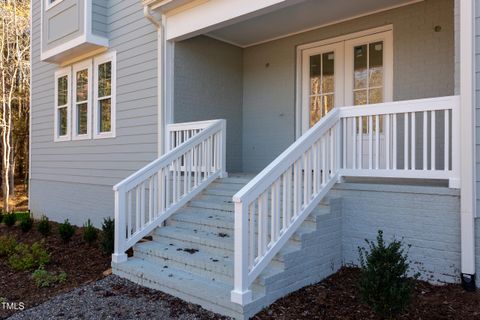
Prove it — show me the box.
[459,0,476,289]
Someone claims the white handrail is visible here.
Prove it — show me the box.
[231,109,341,305]
[231,95,461,305]
[112,119,227,263]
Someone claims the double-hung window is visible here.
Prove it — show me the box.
[94,52,116,139]
[54,51,116,142]
[54,67,71,142]
[72,60,92,140]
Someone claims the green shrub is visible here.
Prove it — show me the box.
[58,219,75,242]
[83,219,98,245]
[0,236,18,257]
[358,230,419,318]
[32,267,67,288]
[19,216,34,233]
[9,241,50,271]
[15,211,30,221]
[37,215,51,237]
[100,217,114,254]
[3,213,16,227]
[0,211,3,224]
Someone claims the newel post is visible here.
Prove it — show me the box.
[231,200,252,305]
[112,188,128,263]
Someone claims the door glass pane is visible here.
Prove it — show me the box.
[310,55,321,94]
[354,45,367,90]
[98,62,112,97]
[322,52,334,93]
[369,88,383,104]
[76,69,88,102]
[354,90,367,105]
[58,107,67,136]
[323,94,334,115]
[57,76,68,106]
[99,98,112,133]
[369,42,383,87]
[309,96,321,127]
[77,103,88,135]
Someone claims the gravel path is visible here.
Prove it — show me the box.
[7,275,229,320]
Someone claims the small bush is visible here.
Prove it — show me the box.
[83,219,98,245]
[358,230,419,318]
[3,213,16,227]
[37,215,51,237]
[58,219,75,242]
[100,217,114,254]
[32,266,67,288]
[9,241,50,271]
[0,211,3,224]
[19,216,34,233]
[0,236,18,257]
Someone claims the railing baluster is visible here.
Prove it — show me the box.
[249,203,255,268]
[342,118,346,169]
[423,111,428,170]
[404,112,409,170]
[149,177,153,223]
[375,115,379,170]
[127,191,132,238]
[352,117,357,170]
[369,116,373,169]
[135,186,140,233]
[358,116,363,169]
[411,112,416,170]
[140,182,146,228]
[393,113,397,169]
[431,110,436,170]
[444,109,450,171]
[282,173,288,230]
[385,114,390,170]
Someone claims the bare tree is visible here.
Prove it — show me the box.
[0,0,30,212]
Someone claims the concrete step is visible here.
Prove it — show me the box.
[134,239,284,286]
[113,258,255,320]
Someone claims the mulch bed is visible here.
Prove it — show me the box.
[0,221,111,319]
[255,267,480,320]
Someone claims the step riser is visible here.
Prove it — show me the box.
[112,264,246,320]
[134,250,235,285]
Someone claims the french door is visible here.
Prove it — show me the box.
[300,29,393,134]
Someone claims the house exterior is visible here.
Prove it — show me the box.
[30,0,479,318]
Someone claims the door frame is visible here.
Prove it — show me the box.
[295,25,393,138]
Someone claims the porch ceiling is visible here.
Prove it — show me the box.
[207,0,421,47]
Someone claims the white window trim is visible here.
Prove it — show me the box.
[93,51,116,139]
[45,0,64,11]
[54,67,72,142]
[72,60,93,140]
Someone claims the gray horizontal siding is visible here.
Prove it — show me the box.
[92,0,108,38]
[30,0,158,224]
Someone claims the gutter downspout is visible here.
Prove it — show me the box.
[460,0,476,291]
[143,6,166,157]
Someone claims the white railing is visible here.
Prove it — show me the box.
[112,119,227,263]
[231,95,460,304]
[231,109,342,304]
[167,119,223,151]
[339,96,460,187]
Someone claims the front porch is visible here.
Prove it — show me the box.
[112,0,475,319]
[170,0,456,174]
